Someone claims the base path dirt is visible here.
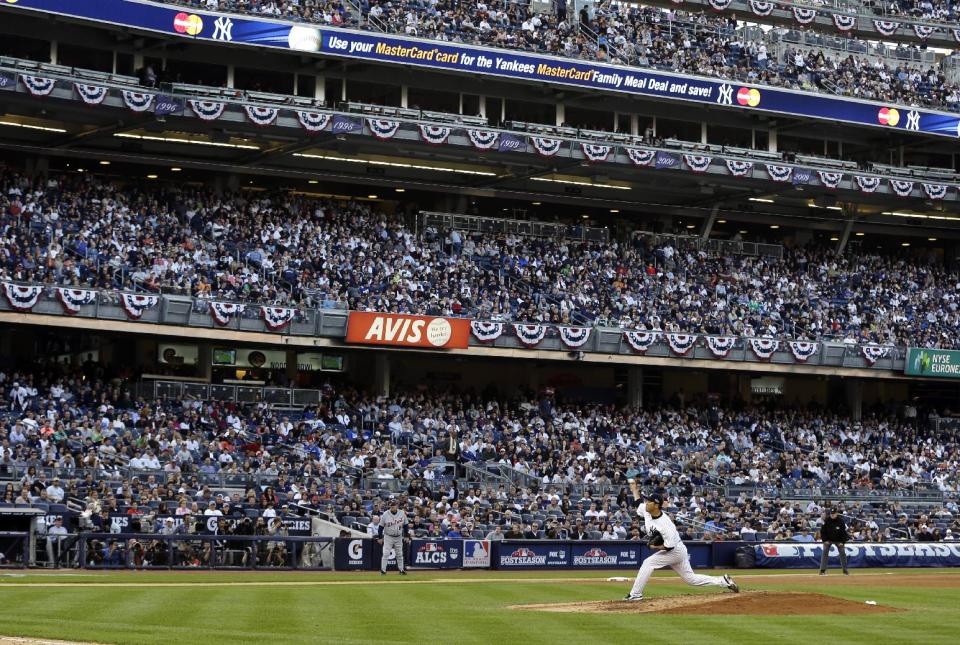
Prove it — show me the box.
[509,590,903,616]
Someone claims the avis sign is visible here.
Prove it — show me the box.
[345,313,470,349]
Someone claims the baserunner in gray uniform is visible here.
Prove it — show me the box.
[378,496,408,575]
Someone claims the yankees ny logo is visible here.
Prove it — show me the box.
[906,110,920,131]
[717,84,733,106]
[213,16,233,41]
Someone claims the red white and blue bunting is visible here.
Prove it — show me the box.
[367,118,401,140]
[467,129,499,150]
[707,0,734,9]
[559,326,592,348]
[74,83,108,105]
[2,282,43,311]
[889,179,915,197]
[749,338,780,360]
[913,25,937,40]
[514,323,547,347]
[665,332,698,355]
[793,7,817,25]
[683,155,712,173]
[953,28,960,43]
[861,345,891,365]
[832,14,856,32]
[725,159,753,177]
[243,105,278,127]
[817,170,843,189]
[189,99,226,121]
[626,148,656,167]
[706,336,736,358]
[856,176,881,193]
[296,111,331,133]
[419,125,451,145]
[470,321,505,343]
[20,75,56,97]
[922,183,947,200]
[120,293,159,319]
[121,91,154,112]
[210,301,246,326]
[532,137,563,157]
[56,287,97,314]
[624,330,660,353]
[261,306,298,330]
[581,143,612,162]
[874,20,900,37]
[749,0,774,17]
[788,341,819,362]
[766,164,793,182]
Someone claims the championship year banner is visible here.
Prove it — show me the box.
[755,542,960,568]
[905,348,960,378]
[3,0,959,138]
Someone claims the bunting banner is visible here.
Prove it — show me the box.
[954,28,960,43]
[889,179,915,197]
[832,14,856,32]
[856,176,881,193]
[581,143,612,162]
[296,111,331,133]
[189,99,226,121]
[793,7,817,24]
[749,338,780,360]
[514,323,547,347]
[626,148,656,167]
[121,90,154,112]
[683,155,712,173]
[532,137,563,157]
[913,25,936,40]
[874,20,901,37]
[707,0,734,9]
[749,0,774,17]
[120,293,159,319]
[922,183,948,200]
[20,75,56,97]
[559,326,592,348]
[419,124,451,145]
[470,320,505,343]
[788,341,819,362]
[817,170,843,189]
[2,282,43,311]
[624,330,660,353]
[467,129,500,150]
[74,83,108,105]
[367,118,401,140]
[210,301,246,326]
[243,105,279,126]
[766,164,793,182]
[706,336,737,358]
[725,159,754,177]
[861,345,891,365]
[55,287,98,314]
[261,306,298,330]
[665,332,698,355]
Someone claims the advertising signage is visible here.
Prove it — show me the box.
[345,313,470,349]
[905,348,960,378]
[3,0,960,138]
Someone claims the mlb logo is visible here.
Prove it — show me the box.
[584,548,607,557]
[762,545,779,556]
[420,543,442,553]
[512,548,534,557]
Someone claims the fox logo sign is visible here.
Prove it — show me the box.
[346,313,470,349]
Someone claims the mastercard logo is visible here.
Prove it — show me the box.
[878,107,900,126]
[736,87,761,107]
[173,12,204,36]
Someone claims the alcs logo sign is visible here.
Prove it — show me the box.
[173,12,204,36]
[345,312,470,349]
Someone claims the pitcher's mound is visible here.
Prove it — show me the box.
[509,591,902,615]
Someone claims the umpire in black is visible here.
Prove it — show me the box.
[817,506,850,576]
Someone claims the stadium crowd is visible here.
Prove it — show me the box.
[3,167,960,349]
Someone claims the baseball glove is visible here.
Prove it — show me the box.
[648,530,664,547]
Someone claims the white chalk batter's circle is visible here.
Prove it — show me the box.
[426,318,452,346]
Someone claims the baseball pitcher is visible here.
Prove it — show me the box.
[378,497,408,575]
[624,482,739,601]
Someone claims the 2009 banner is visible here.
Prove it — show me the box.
[754,542,960,568]
[3,0,959,138]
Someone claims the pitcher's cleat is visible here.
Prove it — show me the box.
[723,574,740,593]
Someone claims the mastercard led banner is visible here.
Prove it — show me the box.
[345,313,470,349]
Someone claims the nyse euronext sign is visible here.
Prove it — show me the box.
[905,348,960,378]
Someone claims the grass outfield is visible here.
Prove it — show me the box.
[1,568,959,645]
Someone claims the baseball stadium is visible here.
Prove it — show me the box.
[1,0,960,643]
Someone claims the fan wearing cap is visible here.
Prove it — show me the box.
[378,496,408,576]
[623,480,739,602]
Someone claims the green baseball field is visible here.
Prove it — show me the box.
[1,568,958,644]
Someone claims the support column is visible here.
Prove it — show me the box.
[50,40,58,64]
[627,366,643,410]
[701,121,708,145]
[374,354,391,398]
[845,378,863,421]
[836,205,857,254]
[556,103,565,127]
[478,96,487,119]
[701,204,720,240]
[285,350,299,388]
[768,128,778,153]
[400,85,409,108]
[226,64,235,88]
[293,73,299,96]
[315,76,325,103]
[630,114,639,136]
[197,344,212,382]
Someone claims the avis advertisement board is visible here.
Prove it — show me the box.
[409,539,462,569]
[345,312,470,349]
[754,542,960,568]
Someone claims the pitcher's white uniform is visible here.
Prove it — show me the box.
[629,505,732,599]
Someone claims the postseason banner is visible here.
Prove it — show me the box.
[570,543,642,568]
[755,542,960,568]
[3,0,960,138]
[495,541,570,569]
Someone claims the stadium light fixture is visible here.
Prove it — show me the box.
[293,152,497,176]
[395,188,405,193]
[826,206,843,211]
[739,230,748,234]
[855,232,865,236]
[308,180,318,184]
[609,209,619,213]
[170,167,182,172]
[928,237,938,241]
[531,201,541,205]
[881,210,960,222]
[368,195,378,199]
[531,177,631,190]
[717,219,726,224]
[830,237,839,241]
[748,197,774,203]
[902,242,910,247]
[686,224,696,229]
[146,174,158,179]
[115,132,260,150]
[99,160,111,166]
[0,120,67,133]
[769,225,780,229]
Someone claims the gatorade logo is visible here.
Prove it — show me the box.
[878,107,900,126]
[173,12,204,36]
[736,87,761,107]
